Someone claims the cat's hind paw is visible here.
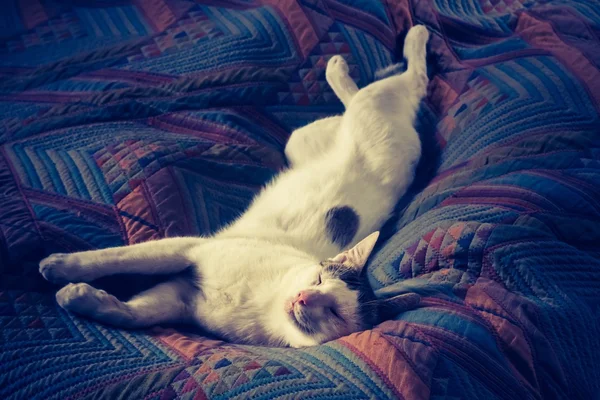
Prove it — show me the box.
[56,283,119,315]
[326,55,350,80]
[404,25,429,60]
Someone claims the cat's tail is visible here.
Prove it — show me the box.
[374,63,405,81]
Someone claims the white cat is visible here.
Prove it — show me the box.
[39,25,430,348]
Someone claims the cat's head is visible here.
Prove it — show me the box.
[278,232,420,348]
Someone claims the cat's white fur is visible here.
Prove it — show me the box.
[39,26,429,348]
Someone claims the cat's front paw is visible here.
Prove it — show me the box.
[56,283,116,314]
[326,55,349,79]
[39,253,93,284]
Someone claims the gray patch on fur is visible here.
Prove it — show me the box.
[325,206,359,248]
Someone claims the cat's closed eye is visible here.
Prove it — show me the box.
[329,307,343,320]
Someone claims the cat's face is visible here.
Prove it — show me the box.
[194,232,419,347]
[279,259,379,347]
[276,232,421,348]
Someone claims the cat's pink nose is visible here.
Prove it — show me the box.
[295,291,311,307]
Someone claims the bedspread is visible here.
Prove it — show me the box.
[1,0,599,399]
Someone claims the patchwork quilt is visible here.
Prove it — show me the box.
[1,0,600,399]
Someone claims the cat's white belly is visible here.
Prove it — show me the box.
[226,123,419,259]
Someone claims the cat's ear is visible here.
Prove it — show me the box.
[330,231,380,271]
[378,293,421,321]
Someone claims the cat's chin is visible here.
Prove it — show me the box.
[279,314,322,348]
[290,309,316,335]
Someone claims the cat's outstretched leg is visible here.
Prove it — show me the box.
[402,25,429,99]
[326,55,359,108]
[56,278,193,328]
[337,25,429,188]
[350,25,429,120]
[40,237,201,284]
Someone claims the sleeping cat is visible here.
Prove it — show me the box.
[39,25,430,348]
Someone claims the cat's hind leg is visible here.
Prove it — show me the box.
[402,25,429,99]
[326,55,359,108]
[338,26,429,187]
[56,278,193,328]
[40,237,202,284]
[285,55,359,167]
[350,25,429,119]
